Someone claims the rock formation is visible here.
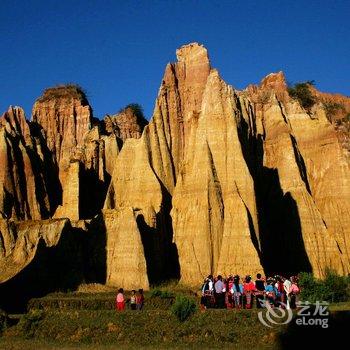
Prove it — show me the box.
[105,43,350,287]
[0,106,54,220]
[0,218,69,283]
[103,105,148,142]
[1,43,350,303]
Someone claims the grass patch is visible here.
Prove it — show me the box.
[2,309,280,348]
[28,291,175,311]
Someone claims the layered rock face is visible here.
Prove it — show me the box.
[172,70,262,284]
[0,87,149,305]
[21,86,147,220]
[241,72,350,277]
[32,85,93,164]
[104,43,212,286]
[0,217,96,312]
[1,43,349,299]
[0,107,54,220]
[0,218,69,283]
[105,43,350,288]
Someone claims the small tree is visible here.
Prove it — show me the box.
[288,81,316,111]
[119,103,145,120]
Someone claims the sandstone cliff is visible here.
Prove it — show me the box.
[243,72,350,277]
[0,106,54,220]
[1,86,148,221]
[105,43,350,288]
[1,43,349,300]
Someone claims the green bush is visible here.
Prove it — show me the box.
[299,270,350,303]
[17,309,45,338]
[288,81,316,111]
[150,288,162,297]
[171,295,197,322]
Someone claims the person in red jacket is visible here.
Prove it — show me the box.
[243,275,255,309]
[136,288,145,310]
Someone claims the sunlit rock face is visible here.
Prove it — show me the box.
[0,106,53,220]
[1,43,349,299]
[30,86,148,220]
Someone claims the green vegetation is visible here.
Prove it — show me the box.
[171,295,197,322]
[16,309,44,339]
[2,309,277,349]
[150,288,175,298]
[287,80,316,111]
[37,84,89,104]
[299,270,350,303]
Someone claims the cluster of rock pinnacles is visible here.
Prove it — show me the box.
[0,43,349,311]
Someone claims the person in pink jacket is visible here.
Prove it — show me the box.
[116,288,125,311]
[290,276,301,309]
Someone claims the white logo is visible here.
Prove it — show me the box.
[258,300,329,328]
[258,300,293,328]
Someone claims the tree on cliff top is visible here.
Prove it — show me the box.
[119,103,146,121]
[288,81,316,111]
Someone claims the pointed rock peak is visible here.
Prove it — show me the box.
[260,71,287,91]
[176,42,210,65]
[0,106,29,136]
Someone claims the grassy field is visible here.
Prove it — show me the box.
[1,287,349,349]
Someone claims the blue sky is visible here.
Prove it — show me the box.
[1,0,349,120]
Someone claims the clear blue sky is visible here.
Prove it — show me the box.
[1,0,349,120]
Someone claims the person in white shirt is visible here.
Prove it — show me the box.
[283,276,292,309]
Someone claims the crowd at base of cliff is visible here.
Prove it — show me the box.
[200,274,300,310]
[112,274,300,312]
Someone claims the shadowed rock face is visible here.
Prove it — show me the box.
[0,43,349,301]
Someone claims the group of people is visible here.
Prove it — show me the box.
[115,288,144,311]
[201,273,301,310]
